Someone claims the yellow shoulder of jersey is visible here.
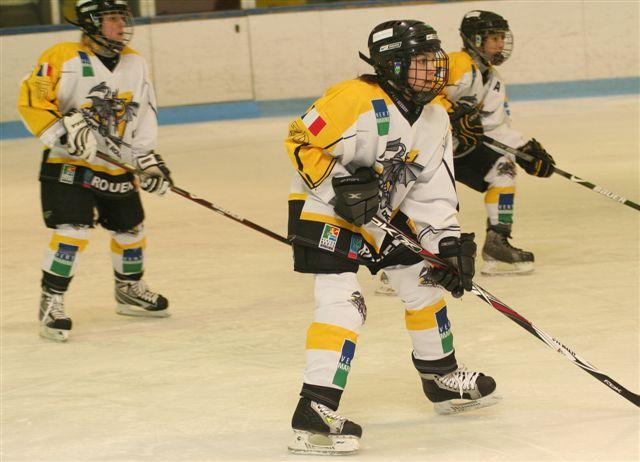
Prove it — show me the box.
[121,45,139,56]
[447,50,475,85]
[36,42,87,66]
[314,78,391,134]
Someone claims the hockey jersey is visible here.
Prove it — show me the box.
[440,50,525,149]
[17,41,157,178]
[286,78,460,263]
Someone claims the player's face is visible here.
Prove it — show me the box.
[482,32,505,58]
[407,52,437,93]
[101,12,126,42]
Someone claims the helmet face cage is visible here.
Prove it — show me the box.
[460,10,513,66]
[76,0,133,56]
[368,20,449,105]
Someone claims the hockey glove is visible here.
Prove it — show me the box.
[332,167,380,227]
[61,111,97,162]
[136,152,174,196]
[449,97,483,157]
[419,233,476,298]
[516,138,555,178]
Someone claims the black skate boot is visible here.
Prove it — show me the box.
[482,220,534,275]
[39,288,72,342]
[420,367,501,415]
[115,279,170,317]
[288,397,362,455]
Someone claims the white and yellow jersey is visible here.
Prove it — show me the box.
[286,78,459,257]
[17,41,157,175]
[441,50,525,149]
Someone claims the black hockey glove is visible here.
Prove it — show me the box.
[419,233,476,298]
[449,97,483,157]
[516,138,555,178]
[332,167,380,227]
[136,152,174,196]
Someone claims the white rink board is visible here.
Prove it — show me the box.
[1,96,638,461]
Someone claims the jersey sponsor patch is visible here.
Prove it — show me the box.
[78,51,94,77]
[435,306,453,353]
[319,223,340,252]
[371,99,389,136]
[59,165,77,185]
[36,62,52,77]
[332,339,356,388]
[301,107,326,136]
[347,235,363,260]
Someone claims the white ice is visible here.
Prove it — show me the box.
[1,96,638,461]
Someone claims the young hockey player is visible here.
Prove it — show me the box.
[443,10,556,274]
[285,20,500,455]
[375,11,556,293]
[17,0,172,342]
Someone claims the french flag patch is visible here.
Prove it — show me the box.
[302,107,326,136]
[36,63,52,77]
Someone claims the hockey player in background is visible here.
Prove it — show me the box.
[285,20,500,455]
[17,0,172,342]
[442,10,556,274]
[375,11,556,294]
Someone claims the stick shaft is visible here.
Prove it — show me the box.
[482,136,640,211]
[371,216,640,407]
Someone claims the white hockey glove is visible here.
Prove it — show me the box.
[61,112,97,162]
[136,152,173,196]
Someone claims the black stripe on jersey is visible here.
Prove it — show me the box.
[324,133,356,150]
[442,159,460,212]
[294,144,337,189]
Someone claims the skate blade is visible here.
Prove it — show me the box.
[288,430,359,455]
[481,260,534,276]
[39,325,70,342]
[434,392,502,415]
[116,304,171,318]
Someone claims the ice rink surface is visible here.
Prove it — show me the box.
[1,96,639,461]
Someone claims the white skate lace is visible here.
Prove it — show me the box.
[130,281,159,304]
[44,293,68,320]
[437,367,480,398]
[316,403,346,425]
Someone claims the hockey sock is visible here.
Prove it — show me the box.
[384,262,455,358]
[110,227,145,278]
[303,273,364,393]
[42,225,89,283]
[484,157,516,225]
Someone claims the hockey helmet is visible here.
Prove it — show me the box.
[460,10,513,66]
[360,20,448,105]
[71,0,133,56]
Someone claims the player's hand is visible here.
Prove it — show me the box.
[136,152,173,196]
[332,167,379,227]
[419,233,476,298]
[62,111,97,162]
[449,97,483,156]
[517,138,555,178]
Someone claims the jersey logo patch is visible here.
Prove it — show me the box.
[301,107,326,136]
[371,99,389,136]
[318,224,340,252]
[332,339,356,388]
[78,51,94,77]
[493,81,501,92]
[36,63,52,77]
[59,165,77,184]
[83,82,138,142]
[347,235,363,260]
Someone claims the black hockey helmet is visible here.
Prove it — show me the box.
[460,10,513,66]
[360,20,448,105]
[69,0,133,56]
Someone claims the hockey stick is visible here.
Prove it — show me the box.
[483,136,640,212]
[92,150,289,245]
[371,215,640,408]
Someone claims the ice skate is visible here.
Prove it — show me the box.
[420,366,501,415]
[39,288,72,342]
[374,270,396,296]
[481,221,534,275]
[115,279,170,317]
[288,397,362,455]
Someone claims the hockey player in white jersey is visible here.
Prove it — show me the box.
[285,20,500,455]
[18,0,172,342]
[443,10,556,274]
